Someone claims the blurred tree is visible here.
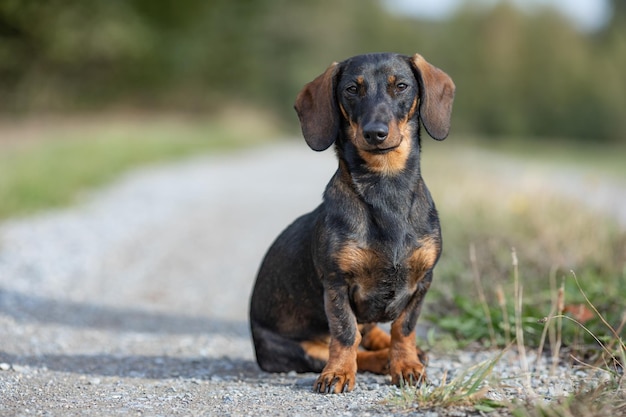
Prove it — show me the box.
[0,0,624,142]
[435,1,626,141]
[0,1,154,109]
[607,0,626,27]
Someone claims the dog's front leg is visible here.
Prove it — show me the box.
[389,274,431,386]
[314,283,361,394]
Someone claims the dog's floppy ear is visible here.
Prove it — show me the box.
[410,54,455,140]
[294,62,340,151]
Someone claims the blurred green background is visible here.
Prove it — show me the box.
[1,0,625,142]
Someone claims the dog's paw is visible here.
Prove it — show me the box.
[389,359,427,387]
[314,370,356,394]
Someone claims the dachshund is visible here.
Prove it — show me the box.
[249,52,455,394]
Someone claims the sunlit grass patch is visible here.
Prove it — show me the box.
[389,353,504,413]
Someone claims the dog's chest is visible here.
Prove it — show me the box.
[334,237,439,322]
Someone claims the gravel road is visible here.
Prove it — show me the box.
[0,143,620,416]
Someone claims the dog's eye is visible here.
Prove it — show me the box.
[396,83,408,92]
[345,85,358,95]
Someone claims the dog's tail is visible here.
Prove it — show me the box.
[250,321,326,373]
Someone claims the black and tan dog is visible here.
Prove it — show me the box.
[249,52,455,394]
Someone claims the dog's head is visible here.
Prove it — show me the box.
[295,53,455,173]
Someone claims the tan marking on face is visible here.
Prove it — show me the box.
[407,97,419,119]
[353,97,418,176]
[395,97,419,144]
[341,91,417,176]
[387,75,397,85]
[339,102,360,144]
[339,102,350,121]
[356,136,411,176]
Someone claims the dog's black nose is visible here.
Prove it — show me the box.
[363,123,389,144]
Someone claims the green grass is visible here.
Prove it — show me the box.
[0,114,272,220]
[392,234,625,416]
[390,353,504,413]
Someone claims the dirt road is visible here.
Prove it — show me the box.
[0,143,620,416]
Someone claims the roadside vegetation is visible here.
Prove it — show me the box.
[423,141,626,350]
[0,113,274,220]
[393,267,625,416]
[395,141,626,415]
